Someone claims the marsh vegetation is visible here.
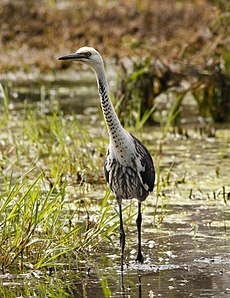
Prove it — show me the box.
[0,0,230,297]
[0,69,229,296]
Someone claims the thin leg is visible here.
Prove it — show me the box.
[120,269,125,296]
[119,203,126,271]
[138,273,142,298]
[136,202,144,263]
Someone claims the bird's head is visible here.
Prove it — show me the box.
[58,46,104,73]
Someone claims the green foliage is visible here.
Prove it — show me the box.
[0,96,123,273]
[0,165,122,272]
[160,92,185,138]
[0,83,9,127]
[193,67,230,122]
[115,57,157,128]
[192,1,230,122]
[101,277,112,298]
[0,168,68,271]
[116,19,230,126]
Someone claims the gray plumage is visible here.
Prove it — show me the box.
[104,134,154,202]
[58,46,155,268]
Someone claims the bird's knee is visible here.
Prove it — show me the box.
[136,213,142,226]
[120,230,126,240]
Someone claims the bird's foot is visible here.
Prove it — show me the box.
[136,252,144,263]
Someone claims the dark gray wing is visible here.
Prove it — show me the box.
[132,135,155,192]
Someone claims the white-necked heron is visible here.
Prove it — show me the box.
[58,47,155,270]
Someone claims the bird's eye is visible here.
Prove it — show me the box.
[85,52,91,58]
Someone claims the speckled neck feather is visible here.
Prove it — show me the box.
[97,77,122,138]
[94,69,134,163]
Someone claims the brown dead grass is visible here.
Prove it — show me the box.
[0,0,223,72]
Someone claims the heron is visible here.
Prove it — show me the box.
[58,47,155,269]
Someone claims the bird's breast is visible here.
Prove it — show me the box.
[109,135,136,166]
[104,136,154,202]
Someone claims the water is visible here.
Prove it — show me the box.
[0,72,229,297]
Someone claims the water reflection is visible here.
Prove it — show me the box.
[120,269,142,298]
[137,273,142,298]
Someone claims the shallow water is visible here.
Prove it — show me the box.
[0,73,230,297]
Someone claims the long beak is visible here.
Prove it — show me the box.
[58,53,86,61]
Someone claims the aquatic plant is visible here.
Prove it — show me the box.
[0,88,125,272]
[116,44,230,126]
[115,57,165,127]
[0,161,127,272]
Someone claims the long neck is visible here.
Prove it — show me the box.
[95,69,125,142]
[93,64,135,164]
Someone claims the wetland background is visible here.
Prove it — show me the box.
[0,0,230,297]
